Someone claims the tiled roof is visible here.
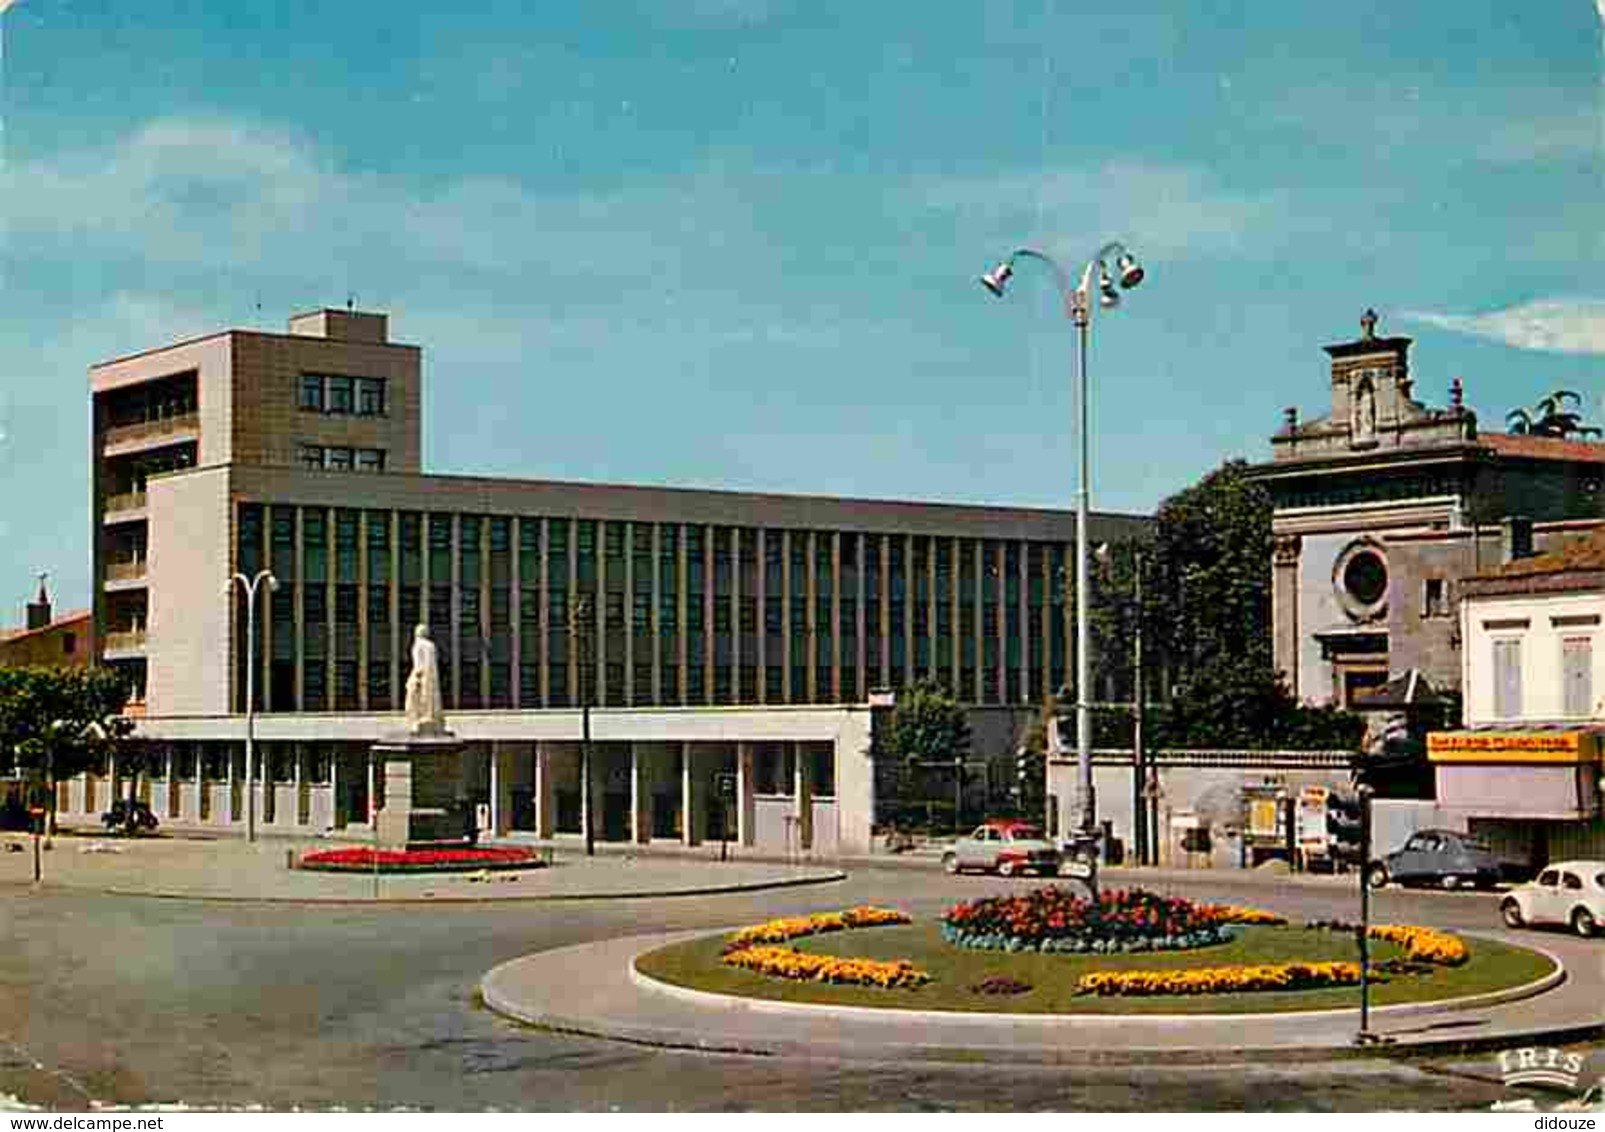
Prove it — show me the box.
[1481,433,1605,464]
[0,609,91,644]
[1477,527,1605,578]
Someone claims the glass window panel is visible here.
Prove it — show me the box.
[299,374,323,412]
[326,375,354,414]
[357,377,386,416]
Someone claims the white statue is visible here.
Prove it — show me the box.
[404,624,444,733]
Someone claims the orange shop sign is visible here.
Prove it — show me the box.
[1427,730,1598,764]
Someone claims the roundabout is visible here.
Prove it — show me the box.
[480,885,1592,1066]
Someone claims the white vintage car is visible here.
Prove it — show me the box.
[1499,860,1605,937]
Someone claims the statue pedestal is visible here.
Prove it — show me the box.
[371,728,467,849]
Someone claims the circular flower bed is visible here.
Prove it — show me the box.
[298,846,544,873]
[941,886,1235,954]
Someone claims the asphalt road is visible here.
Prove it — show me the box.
[0,867,1597,1111]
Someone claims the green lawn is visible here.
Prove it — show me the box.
[634,922,1556,1015]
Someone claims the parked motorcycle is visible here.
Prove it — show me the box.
[101,798,159,836]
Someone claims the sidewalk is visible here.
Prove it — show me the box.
[0,832,844,903]
[480,929,1600,1067]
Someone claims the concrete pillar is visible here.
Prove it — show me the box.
[1272,534,1303,699]
[293,743,305,827]
[681,742,702,846]
[330,748,343,829]
[366,752,377,828]
[630,744,650,843]
[164,747,178,819]
[833,711,874,855]
[736,741,756,847]
[491,742,514,836]
[532,743,554,838]
[794,742,813,851]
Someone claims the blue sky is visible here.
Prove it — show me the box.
[2,0,1603,613]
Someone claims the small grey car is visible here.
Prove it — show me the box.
[1366,828,1507,890]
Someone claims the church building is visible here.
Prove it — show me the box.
[1250,311,1605,710]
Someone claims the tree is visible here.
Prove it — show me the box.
[1507,390,1602,440]
[879,679,970,831]
[1152,657,1363,751]
[1149,458,1274,675]
[0,666,134,833]
[1129,459,1364,750]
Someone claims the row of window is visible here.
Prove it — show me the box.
[1491,634,1594,719]
[298,445,386,472]
[298,373,387,416]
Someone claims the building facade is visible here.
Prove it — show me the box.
[0,579,89,670]
[1424,525,1605,864]
[69,308,1148,854]
[1250,311,1605,709]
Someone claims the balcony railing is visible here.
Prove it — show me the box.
[105,559,147,583]
[103,491,148,515]
[101,412,200,450]
[103,629,147,653]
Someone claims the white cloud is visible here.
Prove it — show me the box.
[915,160,1280,260]
[2,115,779,294]
[1404,297,1605,355]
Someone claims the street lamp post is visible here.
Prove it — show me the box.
[226,569,278,844]
[980,242,1146,893]
[1132,548,1150,866]
[569,594,596,857]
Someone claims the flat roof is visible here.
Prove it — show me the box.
[156,461,1152,541]
[90,326,420,373]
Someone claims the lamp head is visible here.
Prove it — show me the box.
[979,260,1013,298]
[1098,272,1122,309]
[267,574,280,593]
[1115,251,1144,289]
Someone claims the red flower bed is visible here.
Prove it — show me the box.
[941,886,1231,952]
[298,846,543,873]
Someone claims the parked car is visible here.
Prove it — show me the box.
[1365,828,1507,890]
[101,797,159,836]
[942,820,1062,877]
[1500,861,1605,937]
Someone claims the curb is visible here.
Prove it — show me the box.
[480,931,1583,1068]
[627,932,1567,1025]
[88,869,848,905]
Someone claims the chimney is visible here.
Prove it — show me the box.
[25,574,51,631]
[1500,516,1534,565]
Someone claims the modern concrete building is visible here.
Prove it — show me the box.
[1250,310,1605,709]
[67,307,1149,854]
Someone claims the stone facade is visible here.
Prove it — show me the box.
[1251,312,1605,707]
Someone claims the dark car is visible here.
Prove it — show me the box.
[1366,828,1506,890]
[101,797,159,836]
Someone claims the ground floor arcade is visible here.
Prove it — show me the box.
[47,705,875,856]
